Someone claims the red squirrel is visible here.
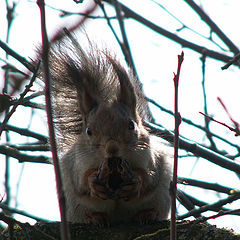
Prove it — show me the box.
[49,35,172,226]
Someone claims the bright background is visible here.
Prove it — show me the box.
[0,0,240,233]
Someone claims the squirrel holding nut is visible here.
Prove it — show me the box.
[49,35,172,226]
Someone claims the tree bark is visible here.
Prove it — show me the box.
[1,220,240,240]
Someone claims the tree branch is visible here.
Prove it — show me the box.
[145,122,240,174]
[147,97,240,153]
[178,192,240,220]
[170,51,184,240]
[2,124,48,143]
[0,61,40,136]
[37,1,70,239]
[0,40,36,72]
[0,203,49,222]
[183,0,239,54]
[0,145,50,164]
[103,0,239,65]
[178,177,236,194]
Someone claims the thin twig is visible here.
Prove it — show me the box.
[200,54,217,150]
[0,61,40,136]
[170,51,184,240]
[200,112,240,137]
[2,124,48,143]
[145,122,240,174]
[112,0,137,76]
[2,0,18,217]
[37,1,70,239]
[218,97,240,136]
[147,97,240,152]
[4,144,50,151]
[0,40,36,72]
[0,203,49,222]
[151,0,228,52]
[12,100,45,110]
[222,52,240,70]
[0,145,50,163]
[176,189,201,218]
[183,0,239,54]
[194,208,240,223]
[178,177,237,194]
[97,1,123,53]
[44,2,116,19]
[178,192,240,220]
[103,0,239,66]
[177,189,240,217]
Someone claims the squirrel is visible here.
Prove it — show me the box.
[48,34,172,226]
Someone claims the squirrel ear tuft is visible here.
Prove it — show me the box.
[78,87,98,115]
[108,57,137,115]
[118,74,136,114]
[66,61,98,116]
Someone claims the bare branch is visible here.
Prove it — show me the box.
[2,124,48,143]
[5,144,50,152]
[0,145,50,164]
[222,52,240,70]
[147,98,240,153]
[0,61,40,136]
[112,0,137,76]
[170,51,184,240]
[200,112,240,137]
[177,190,240,217]
[194,208,240,223]
[218,97,240,136]
[178,177,236,194]
[145,122,240,174]
[151,0,228,52]
[103,0,239,65]
[0,203,49,222]
[178,192,240,220]
[201,55,217,151]
[0,40,36,72]
[37,0,70,239]
[183,0,239,54]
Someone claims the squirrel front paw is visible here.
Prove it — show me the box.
[115,175,142,201]
[96,157,143,200]
[88,171,109,200]
[88,171,141,201]
[87,164,143,201]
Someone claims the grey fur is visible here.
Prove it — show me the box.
[49,35,172,225]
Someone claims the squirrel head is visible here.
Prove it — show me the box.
[49,36,151,153]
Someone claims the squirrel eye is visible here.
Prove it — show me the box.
[128,120,135,130]
[86,127,92,136]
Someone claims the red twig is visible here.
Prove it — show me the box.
[37,1,70,239]
[170,51,184,240]
[199,97,240,136]
[217,97,240,136]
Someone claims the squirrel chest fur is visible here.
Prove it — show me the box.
[49,36,172,226]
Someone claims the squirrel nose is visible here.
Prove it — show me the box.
[105,140,119,157]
